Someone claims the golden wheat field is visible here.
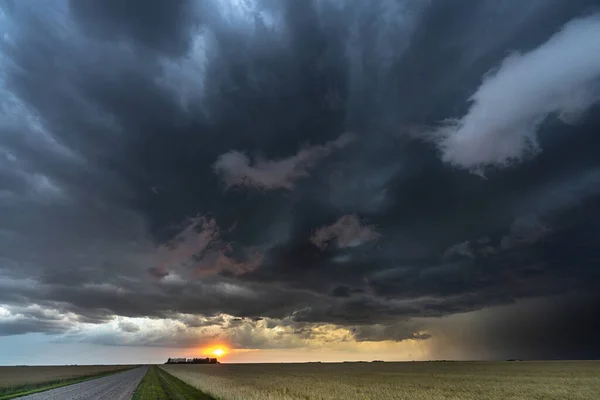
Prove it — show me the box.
[161,361,600,400]
[0,365,132,389]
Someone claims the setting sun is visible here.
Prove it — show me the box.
[212,348,225,357]
[203,345,229,358]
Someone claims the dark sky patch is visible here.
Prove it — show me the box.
[69,0,197,56]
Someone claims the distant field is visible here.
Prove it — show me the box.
[161,361,600,400]
[0,365,133,398]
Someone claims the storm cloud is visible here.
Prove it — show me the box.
[1,0,600,360]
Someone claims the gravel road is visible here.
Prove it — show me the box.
[19,366,147,400]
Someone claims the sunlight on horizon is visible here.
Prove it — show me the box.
[202,345,231,359]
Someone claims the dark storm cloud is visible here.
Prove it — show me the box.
[0,319,69,336]
[352,324,430,343]
[68,0,198,56]
[1,0,600,359]
[0,305,76,336]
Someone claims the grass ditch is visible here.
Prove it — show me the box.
[133,365,214,400]
[0,366,137,400]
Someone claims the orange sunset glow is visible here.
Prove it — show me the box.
[203,345,230,358]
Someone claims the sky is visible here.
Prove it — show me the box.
[1,0,600,365]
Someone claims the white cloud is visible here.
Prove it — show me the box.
[0,305,10,318]
[214,133,355,190]
[161,273,186,286]
[436,14,600,170]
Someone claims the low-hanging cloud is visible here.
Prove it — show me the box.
[436,14,600,170]
[213,133,355,190]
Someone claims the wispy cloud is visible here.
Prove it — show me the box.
[192,247,263,278]
[443,240,475,259]
[148,216,221,279]
[213,133,355,190]
[149,216,263,279]
[436,14,600,170]
[500,215,550,249]
[311,214,380,250]
[443,215,549,260]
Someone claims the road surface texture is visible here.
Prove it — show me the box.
[18,366,147,400]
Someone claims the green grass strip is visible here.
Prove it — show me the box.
[132,365,215,400]
[0,367,137,400]
[131,365,168,400]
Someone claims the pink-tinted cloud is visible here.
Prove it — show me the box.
[148,216,263,279]
[213,133,355,190]
[193,249,263,278]
[311,214,381,250]
[149,216,220,279]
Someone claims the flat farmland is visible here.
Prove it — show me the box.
[161,361,600,400]
[0,365,133,398]
[0,365,132,389]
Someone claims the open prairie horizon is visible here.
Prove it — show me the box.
[5,361,599,400]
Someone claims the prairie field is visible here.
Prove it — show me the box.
[161,361,600,400]
[0,364,132,390]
